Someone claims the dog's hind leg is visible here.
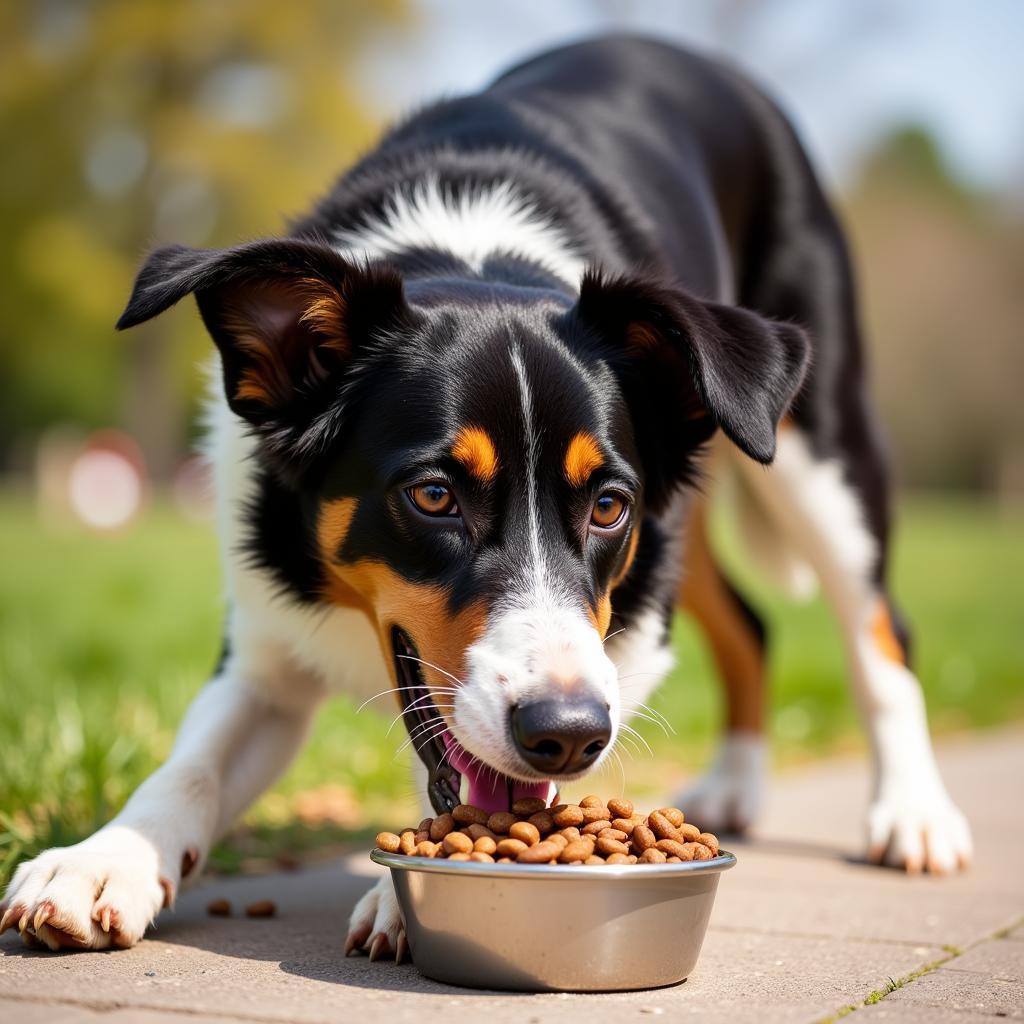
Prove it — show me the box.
[0,637,322,950]
[674,496,769,833]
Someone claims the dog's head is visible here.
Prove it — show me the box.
[119,238,807,813]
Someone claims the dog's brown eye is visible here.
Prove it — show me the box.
[591,491,627,529]
[409,482,459,517]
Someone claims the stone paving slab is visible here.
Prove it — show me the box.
[2,726,1022,1024]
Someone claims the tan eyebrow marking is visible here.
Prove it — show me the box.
[564,431,604,487]
[452,426,499,482]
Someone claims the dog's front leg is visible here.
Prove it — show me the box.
[1,667,320,951]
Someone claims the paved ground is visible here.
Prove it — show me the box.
[1,728,1021,1023]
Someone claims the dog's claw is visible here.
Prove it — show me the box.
[17,909,31,934]
[367,932,389,962]
[395,930,408,964]
[100,906,112,933]
[33,902,54,931]
[0,905,20,935]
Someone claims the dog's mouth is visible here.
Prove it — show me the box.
[391,628,552,816]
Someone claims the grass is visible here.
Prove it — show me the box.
[1,487,1021,885]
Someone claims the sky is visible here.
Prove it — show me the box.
[361,0,1024,196]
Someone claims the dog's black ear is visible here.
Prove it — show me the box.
[117,238,413,433]
[570,271,809,509]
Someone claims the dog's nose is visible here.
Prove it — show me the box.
[511,697,612,775]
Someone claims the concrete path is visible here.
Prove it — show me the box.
[2,728,1022,1023]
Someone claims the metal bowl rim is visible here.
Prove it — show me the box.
[370,847,736,879]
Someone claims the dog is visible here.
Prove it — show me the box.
[1,35,971,958]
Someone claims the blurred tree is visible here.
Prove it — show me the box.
[844,127,1024,495]
[0,0,408,478]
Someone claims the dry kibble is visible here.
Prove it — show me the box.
[453,804,489,825]
[699,833,720,856]
[429,813,456,842]
[512,797,548,816]
[373,796,724,869]
[206,898,231,916]
[552,804,585,827]
[496,838,529,857]
[678,822,702,842]
[596,836,630,857]
[443,831,474,855]
[508,821,541,846]
[517,840,561,863]
[462,824,496,842]
[607,798,634,819]
[648,811,678,841]
[375,831,401,853]
[245,900,276,918]
[487,811,517,835]
[631,825,656,852]
[528,811,555,834]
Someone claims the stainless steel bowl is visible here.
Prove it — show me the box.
[371,848,736,992]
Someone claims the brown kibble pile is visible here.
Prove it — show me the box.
[374,796,721,866]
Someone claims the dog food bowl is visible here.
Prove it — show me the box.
[371,848,735,991]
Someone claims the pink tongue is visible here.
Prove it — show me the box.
[444,735,552,815]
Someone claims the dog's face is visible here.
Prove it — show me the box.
[119,238,807,813]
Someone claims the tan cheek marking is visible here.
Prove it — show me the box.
[452,426,499,483]
[318,502,488,712]
[564,432,604,488]
[870,600,906,665]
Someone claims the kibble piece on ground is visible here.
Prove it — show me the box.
[509,821,541,846]
[487,811,517,835]
[496,838,529,857]
[581,819,612,836]
[512,797,547,815]
[245,900,276,918]
[517,840,561,864]
[659,807,685,827]
[375,831,401,853]
[206,898,231,916]
[452,804,489,825]
[473,836,498,855]
[607,798,634,819]
[443,831,473,855]
[429,813,456,841]
[552,804,585,827]
[596,836,630,857]
[639,848,667,864]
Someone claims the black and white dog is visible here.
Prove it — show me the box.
[2,36,970,959]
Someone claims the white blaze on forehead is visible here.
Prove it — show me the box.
[333,177,585,287]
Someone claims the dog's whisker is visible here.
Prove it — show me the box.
[618,722,654,756]
[395,654,464,687]
[624,698,675,734]
[356,682,453,714]
[602,626,627,645]
[394,719,449,758]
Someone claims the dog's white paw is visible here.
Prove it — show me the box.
[867,784,972,874]
[674,732,765,833]
[0,830,169,951]
[345,874,407,963]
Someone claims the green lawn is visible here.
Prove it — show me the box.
[1,488,1021,885]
